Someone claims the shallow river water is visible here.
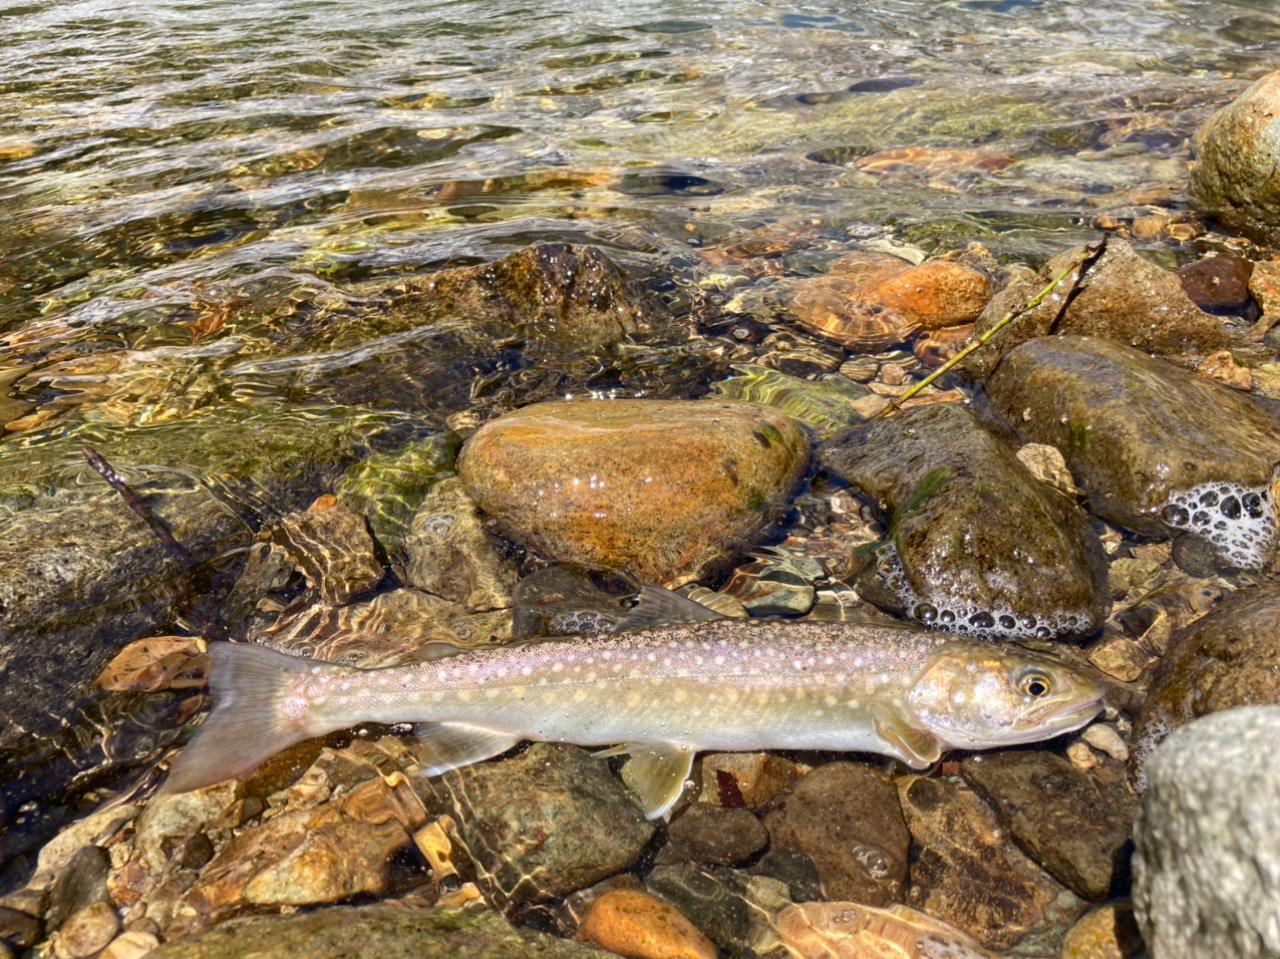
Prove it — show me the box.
[2,0,1280,911]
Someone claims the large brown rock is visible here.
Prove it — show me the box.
[961,751,1136,901]
[457,399,809,584]
[1131,585,1280,785]
[1189,71,1280,246]
[965,240,1228,379]
[985,336,1280,569]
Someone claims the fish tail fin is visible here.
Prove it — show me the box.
[162,643,334,794]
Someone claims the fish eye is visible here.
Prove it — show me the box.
[1019,672,1052,697]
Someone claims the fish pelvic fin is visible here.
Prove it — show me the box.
[411,723,521,776]
[162,643,332,794]
[621,742,696,820]
[871,703,942,769]
[616,586,725,632]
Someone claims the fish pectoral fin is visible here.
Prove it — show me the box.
[591,744,630,759]
[616,586,724,632]
[620,742,696,820]
[411,722,521,776]
[871,703,942,769]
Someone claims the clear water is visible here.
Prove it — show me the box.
[2,0,1280,888]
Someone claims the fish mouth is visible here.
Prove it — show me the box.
[1044,695,1105,731]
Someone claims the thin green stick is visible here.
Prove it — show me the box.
[874,234,1109,418]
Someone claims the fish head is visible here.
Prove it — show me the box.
[907,642,1105,750]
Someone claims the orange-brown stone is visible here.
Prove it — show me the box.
[457,400,809,584]
[873,260,992,330]
[579,889,717,959]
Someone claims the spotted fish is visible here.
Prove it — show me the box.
[164,606,1105,817]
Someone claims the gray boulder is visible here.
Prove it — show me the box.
[1132,706,1280,959]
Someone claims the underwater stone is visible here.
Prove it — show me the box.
[712,364,870,434]
[986,336,1280,569]
[457,399,809,585]
[819,403,1109,640]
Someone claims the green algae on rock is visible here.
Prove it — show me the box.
[964,240,1230,380]
[146,904,610,959]
[985,336,1280,569]
[457,399,810,584]
[712,364,870,434]
[819,403,1109,640]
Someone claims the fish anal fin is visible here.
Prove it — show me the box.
[412,723,520,776]
[620,742,696,819]
[871,703,942,768]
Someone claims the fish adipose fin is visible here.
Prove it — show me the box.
[871,703,942,768]
[412,723,521,776]
[621,742,696,819]
[616,586,725,633]
[163,643,328,794]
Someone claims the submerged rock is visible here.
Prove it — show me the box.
[820,403,1109,639]
[415,742,654,906]
[1133,706,1280,959]
[457,399,809,584]
[961,751,1136,901]
[405,477,518,612]
[656,804,769,868]
[578,888,717,959]
[712,364,870,434]
[896,775,1085,953]
[1131,585,1280,785]
[392,242,650,348]
[985,336,1280,569]
[146,904,610,959]
[775,900,1001,959]
[965,240,1229,379]
[1176,255,1255,315]
[268,502,383,606]
[763,762,910,907]
[1189,70,1280,245]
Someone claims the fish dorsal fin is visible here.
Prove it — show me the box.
[617,586,725,633]
[412,722,521,776]
[871,703,942,768]
[620,742,696,819]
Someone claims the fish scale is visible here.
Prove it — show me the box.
[165,618,1105,818]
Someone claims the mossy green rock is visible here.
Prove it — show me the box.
[985,337,1280,566]
[1189,70,1280,246]
[965,240,1229,380]
[147,904,609,959]
[458,399,810,584]
[712,364,870,435]
[819,403,1108,639]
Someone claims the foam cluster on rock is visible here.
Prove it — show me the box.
[869,542,1096,641]
[1160,470,1280,570]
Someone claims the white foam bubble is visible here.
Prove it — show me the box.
[1159,467,1280,570]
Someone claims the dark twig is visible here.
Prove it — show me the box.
[83,446,191,563]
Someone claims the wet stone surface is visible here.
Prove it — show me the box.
[1131,584,1280,783]
[457,399,810,584]
[895,775,1086,953]
[985,336,1280,568]
[820,403,1109,639]
[960,751,1137,901]
[965,239,1229,379]
[147,904,611,959]
[655,804,769,868]
[415,742,655,906]
[762,762,910,907]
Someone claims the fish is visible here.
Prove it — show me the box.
[163,610,1105,818]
